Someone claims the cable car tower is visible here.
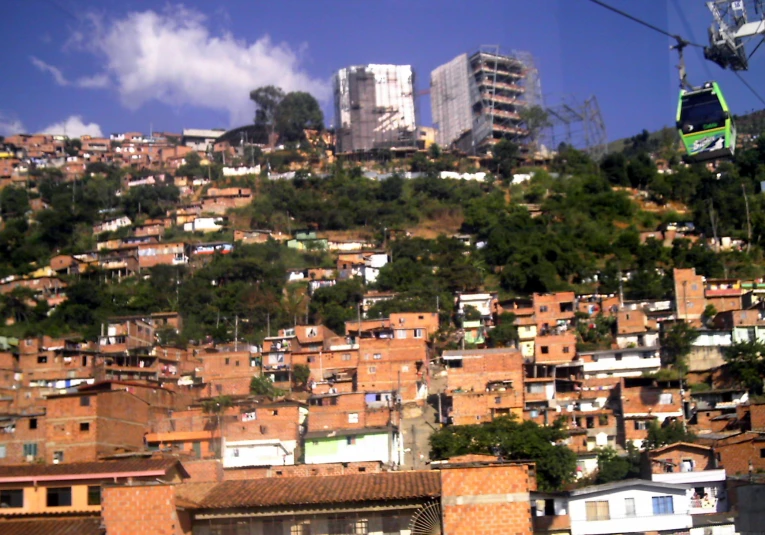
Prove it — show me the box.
[705,0,765,71]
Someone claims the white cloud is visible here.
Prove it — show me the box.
[39,116,103,138]
[0,115,25,136]
[31,56,110,88]
[76,5,329,125]
[31,56,68,86]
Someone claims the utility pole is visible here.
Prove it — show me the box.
[234,315,239,351]
[709,201,719,252]
[618,270,624,309]
[743,183,752,254]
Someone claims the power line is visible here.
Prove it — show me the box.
[733,71,765,106]
[587,0,704,47]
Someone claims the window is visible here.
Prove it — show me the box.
[540,305,548,313]
[541,346,549,354]
[346,436,357,446]
[53,451,64,463]
[348,413,359,424]
[396,330,407,339]
[80,422,90,432]
[342,353,351,361]
[563,346,570,353]
[652,496,674,515]
[373,353,382,360]
[659,393,673,405]
[290,520,312,535]
[307,356,315,363]
[23,443,38,458]
[382,513,402,534]
[0,444,5,459]
[634,420,648,430]
[225,358,230,366]
[46,487,72,507]
[87,486,101,506]
[0,489,23,508]
[235,360,240,367]
[80,396,91,407]
[760,448,765,458]
[585,500,610,521]
[414,329,424,339]
[624,497,636,517]
[526,383,544,394]
[368,366,376,374]
[29,418,37,430]
[599,414,609,426]
[37,356,47,364]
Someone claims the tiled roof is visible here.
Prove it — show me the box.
[0,458,180,480]
[0,517,102,535]
[177,471,440,509]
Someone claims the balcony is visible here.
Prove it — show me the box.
[583,356,660,374]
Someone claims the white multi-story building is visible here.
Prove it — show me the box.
[333,64,417,153]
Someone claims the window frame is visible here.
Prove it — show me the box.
[652,495,675,515]
[46,487,72,507]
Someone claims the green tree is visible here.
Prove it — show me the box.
[293,364,311,389]
[201,395,234,415]
[492,139,520,180]
[595,445,641,483]
[519,105,552,146]
[724,340,765,394]
[275,91,324,142]
[429,415,577,491]
[0,187,29,218]
[487,312,518,348]
[660,322,699,374]
[250,374,286,398]
[64,138,82,157]
[644,420,695,451]
[250,85,285,142]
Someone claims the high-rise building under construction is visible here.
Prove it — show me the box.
[430,48,540,153]
[333,64,417,153]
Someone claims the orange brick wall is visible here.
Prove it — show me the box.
[715,436,765,475]
[649,445,714,474]
[102,484,190,535]
[440,463,535,535]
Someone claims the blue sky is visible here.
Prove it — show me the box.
[1,0,764,142]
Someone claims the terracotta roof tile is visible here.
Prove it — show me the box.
[178,471,441,509]
[0,517,102,535]
[0,459,180,480]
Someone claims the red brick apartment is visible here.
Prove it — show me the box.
[0,455,537,535]
[442,348,524,425]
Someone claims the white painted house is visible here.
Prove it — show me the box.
[568,479,692,535]
[303,427,399,466]
[222,438,298,468]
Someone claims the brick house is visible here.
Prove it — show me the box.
[442,348,524,425]
[673,267,706,321]
[44,390,150,463]
[0,458,187,534]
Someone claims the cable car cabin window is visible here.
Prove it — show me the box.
[680,91,726,132]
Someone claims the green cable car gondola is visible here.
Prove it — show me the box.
[676,81,736,163]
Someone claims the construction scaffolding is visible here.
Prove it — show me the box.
[544,96,608,160]
[430,47,538,154]
[333,65,418,153]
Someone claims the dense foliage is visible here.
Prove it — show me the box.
[429,415,577,491]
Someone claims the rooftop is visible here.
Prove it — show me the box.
[177,470,440,509]
[0,517,102,535]
[0,458,182,483]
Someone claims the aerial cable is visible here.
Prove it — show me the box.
[748,37,765,60]
[586,0,704,47]
[732,71,765,106]
[671,0,714,80]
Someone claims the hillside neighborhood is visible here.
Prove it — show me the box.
[2,30,765,534]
